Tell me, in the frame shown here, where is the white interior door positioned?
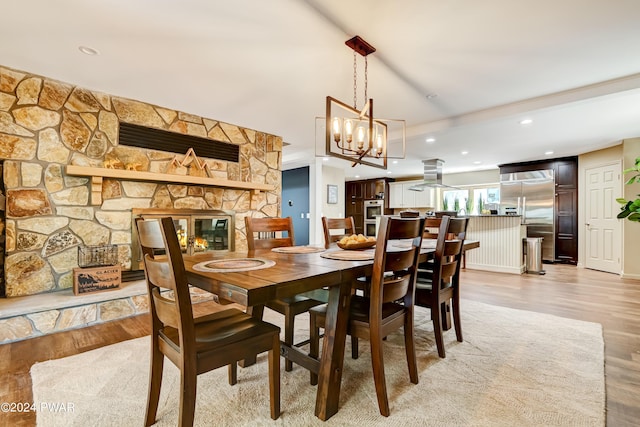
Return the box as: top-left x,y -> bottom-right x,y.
585,162 -> 621,273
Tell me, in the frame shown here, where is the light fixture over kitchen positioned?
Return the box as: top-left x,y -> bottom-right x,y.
321,35 -> 405,170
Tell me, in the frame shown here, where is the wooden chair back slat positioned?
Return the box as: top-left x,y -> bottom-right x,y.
137,220 -> 167,253
381,273 -> 411,303
144,256 -> 176,290
383,250 -> 417,272
151,289 -> 181,329
442,239 -> 463,257
423,217 -> 442,239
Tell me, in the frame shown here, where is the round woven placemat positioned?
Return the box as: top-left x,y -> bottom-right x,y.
271,246 -> 326,254
192,258 -> 275,273
320,250 -> 375,261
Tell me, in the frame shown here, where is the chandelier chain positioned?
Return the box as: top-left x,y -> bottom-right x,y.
364,56 -> 368,102
353,51 -> 357,109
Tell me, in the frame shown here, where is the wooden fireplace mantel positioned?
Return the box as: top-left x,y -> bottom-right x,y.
65,165 -> 275,208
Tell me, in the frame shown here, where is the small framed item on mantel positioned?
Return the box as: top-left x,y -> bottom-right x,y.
327,184 -> 338,204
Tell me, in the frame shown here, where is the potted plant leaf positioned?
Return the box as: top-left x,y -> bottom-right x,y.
465,195 -> 473,216
617,156 -> 640,222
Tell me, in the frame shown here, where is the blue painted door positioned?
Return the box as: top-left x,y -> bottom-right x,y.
282,167 -> 310,245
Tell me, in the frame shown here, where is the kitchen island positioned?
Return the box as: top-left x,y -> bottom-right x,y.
464,215 -> 526,274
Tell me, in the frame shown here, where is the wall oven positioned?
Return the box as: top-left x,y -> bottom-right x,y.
364,200 -> 383,221
364,200 -> 383,237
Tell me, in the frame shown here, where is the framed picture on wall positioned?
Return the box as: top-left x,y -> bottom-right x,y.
327,184 -> 338,204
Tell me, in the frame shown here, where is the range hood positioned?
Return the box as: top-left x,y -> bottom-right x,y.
408,159 -> 456,191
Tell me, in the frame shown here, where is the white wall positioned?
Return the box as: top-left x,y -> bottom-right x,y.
442,169 -> 500,186
622,139 -> 640,279
309,161 -> 346,246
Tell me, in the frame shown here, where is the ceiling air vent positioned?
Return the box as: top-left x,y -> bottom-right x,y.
118,122 -> 240,163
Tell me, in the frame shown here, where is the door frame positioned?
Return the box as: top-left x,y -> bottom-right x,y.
583,160 -> 622,274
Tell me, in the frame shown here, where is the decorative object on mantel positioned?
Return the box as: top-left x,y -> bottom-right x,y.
166,147 -> 211,178
319,35 -> 405,169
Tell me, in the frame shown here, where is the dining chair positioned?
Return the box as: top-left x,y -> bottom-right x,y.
212,218 -> 227,250
136,217 -> 281,426
321,216 -> 356,248
423,216 -> 442,239
244,216 -> 325,371
415,216 -> 469,358
309,215 -> 425,417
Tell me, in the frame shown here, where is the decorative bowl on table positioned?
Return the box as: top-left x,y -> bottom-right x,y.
337,240 -> 376,250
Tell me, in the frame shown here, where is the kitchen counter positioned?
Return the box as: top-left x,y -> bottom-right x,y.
377,214 -> 526,274
464,215 -> 526,274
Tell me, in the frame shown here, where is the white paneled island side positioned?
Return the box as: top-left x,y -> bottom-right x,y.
464,215 -> 526,274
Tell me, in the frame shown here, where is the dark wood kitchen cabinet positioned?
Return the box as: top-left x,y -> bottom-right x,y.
499,156 -> 577,264
363,179 -> 386,199
554,158 -> 578,264
346,181 -> 364,234
345,179 -> 393,236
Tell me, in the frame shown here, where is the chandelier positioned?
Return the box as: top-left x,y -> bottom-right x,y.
322,35 -> 405,169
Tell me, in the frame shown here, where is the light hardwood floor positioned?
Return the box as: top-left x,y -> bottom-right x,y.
1,264 -> 638,426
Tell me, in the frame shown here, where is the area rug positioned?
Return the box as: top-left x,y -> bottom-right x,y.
31,300 -> 605,426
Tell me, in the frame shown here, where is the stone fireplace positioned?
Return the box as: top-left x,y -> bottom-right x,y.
0,64 -> 283,299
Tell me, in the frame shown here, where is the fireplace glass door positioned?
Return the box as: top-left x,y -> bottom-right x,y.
131,209 -> 235,271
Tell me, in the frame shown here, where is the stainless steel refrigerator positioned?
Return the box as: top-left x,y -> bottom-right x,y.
500,169 -> 555,262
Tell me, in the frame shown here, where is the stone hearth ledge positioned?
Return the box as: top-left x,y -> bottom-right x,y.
0,281 -> 216,344
0,280 -> 147,344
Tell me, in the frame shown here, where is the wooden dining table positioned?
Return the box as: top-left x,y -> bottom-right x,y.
183,239 -> 478,421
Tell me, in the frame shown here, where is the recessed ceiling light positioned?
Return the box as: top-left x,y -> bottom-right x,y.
461,151 -> 469,155
392,160 -> 398,164
473,161 -> 482,165
519,118 -> 533,125
545,151 -> 554,155
355,175 -> 360,178
78,46 -> 100,56
387,170 -> 392,174
322,157 -> 329,161
425,137 -> 436,143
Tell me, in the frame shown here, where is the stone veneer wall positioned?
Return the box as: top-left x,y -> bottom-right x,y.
0,162 -> 5,297
0,65 -> 282,298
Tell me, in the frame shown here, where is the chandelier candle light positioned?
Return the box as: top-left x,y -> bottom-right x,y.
324,35 -> 405,169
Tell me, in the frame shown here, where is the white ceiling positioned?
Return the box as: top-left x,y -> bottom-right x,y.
3,0 -> 640,180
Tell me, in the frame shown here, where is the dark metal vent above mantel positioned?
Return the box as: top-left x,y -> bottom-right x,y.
118,122 -> 239,162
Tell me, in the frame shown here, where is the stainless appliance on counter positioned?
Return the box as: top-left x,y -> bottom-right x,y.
500,169 -> 555,262
364,199 -> 384,237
